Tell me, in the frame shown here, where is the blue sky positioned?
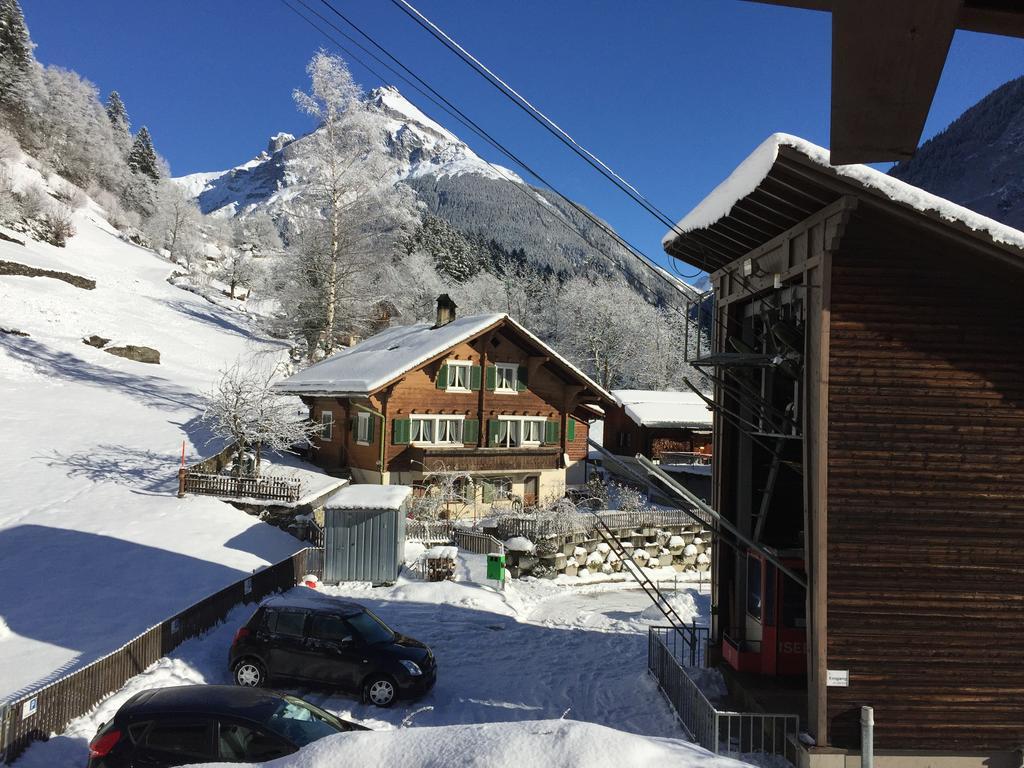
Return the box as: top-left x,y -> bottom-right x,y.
22,1 -> 1024,278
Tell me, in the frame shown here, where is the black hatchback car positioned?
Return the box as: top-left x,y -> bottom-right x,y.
229,594 -> 436,707
86,684 -> 362,767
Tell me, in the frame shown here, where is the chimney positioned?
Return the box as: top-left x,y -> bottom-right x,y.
434,294 -> 457,328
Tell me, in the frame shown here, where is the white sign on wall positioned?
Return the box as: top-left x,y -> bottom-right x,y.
826,669 -> 850,687
21,697 -> 37,720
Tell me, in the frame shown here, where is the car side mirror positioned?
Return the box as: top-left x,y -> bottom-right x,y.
339,635 -> 354,648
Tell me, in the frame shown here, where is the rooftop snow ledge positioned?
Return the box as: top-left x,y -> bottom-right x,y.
661,132 -> 1024,252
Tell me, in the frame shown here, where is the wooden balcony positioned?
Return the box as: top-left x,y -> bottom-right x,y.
402,445 -> 561,474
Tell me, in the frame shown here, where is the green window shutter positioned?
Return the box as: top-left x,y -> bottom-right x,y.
436,363 -> 448,390
485,365 -> 496,391
481,478 -> 494,503
567,418 -> 576,442
392,418 -> 410,445
545,419 -> 560,445
463,419 -> 479,445
516,365 -> 528,391
350,416 -> 358,436
366,415 -> 375,444
488,419 -> 500,446
470,365 -> 482,391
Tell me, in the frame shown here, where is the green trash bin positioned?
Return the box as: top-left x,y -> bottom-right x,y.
486,552 -> 506,581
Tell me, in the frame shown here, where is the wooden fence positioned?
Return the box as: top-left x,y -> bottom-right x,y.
405,519 -> 455,545
179,471 -> 301,503
0,548 -> 320,764
495,509 -> 710,540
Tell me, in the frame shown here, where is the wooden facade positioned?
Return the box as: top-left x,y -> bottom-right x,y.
603,403 -> 712,461
287,311 -> 609,507
664,142 -> 1024,763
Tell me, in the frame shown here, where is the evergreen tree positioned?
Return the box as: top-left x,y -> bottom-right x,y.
406,215 -> 480,282
127,125 -> 160,180
0,0 -> 34,128
105,90 -> 130,149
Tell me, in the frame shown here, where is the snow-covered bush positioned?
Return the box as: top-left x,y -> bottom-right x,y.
15,183 -> 47,220
0,129 -> 20,162
0,166 -> 18,225
42,204 -> 75,246
504,536 -> 535,554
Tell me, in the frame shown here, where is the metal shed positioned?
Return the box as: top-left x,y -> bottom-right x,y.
322,484 -> 412,585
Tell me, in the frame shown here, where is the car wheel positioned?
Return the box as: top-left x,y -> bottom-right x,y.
234,659 -> 266,688
364,675 -> 397,707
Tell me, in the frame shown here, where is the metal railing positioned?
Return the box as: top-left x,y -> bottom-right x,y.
453,528 -> 505,555
647,627 -> 799,763
495,509 -> 707,540
649,624 -> 710,668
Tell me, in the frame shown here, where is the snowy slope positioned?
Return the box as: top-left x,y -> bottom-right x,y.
0,158 -> 312,702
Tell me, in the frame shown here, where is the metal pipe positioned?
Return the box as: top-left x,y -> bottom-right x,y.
861,706 -> 874,768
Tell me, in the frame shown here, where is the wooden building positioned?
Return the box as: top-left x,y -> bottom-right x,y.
662,133 -> 1024,765
273,297 -> 611,509
604,389 -> 712,461
742,1 -> 1024,163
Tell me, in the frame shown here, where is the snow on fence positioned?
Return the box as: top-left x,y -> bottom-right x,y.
496,509 -> 706,540
647,627 -> 799,763
405,519 -> 455,545
180,471 -> 302,503
0,548 -> 321,764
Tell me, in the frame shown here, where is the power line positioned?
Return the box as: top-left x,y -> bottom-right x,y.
281,0 -> 704,291
386,0 -> 698,245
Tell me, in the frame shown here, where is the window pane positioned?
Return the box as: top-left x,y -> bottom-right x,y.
272,611 -> 306,637
508,420 -> 519,447
448,364 -> 467,389
145,722 -> 210,757
310,615 -> 351,642
746,556 -> 762,620
219,723 -> 288,761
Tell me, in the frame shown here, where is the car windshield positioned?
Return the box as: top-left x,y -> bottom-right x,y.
264,696 -> 346,747
346,610 -> 395,645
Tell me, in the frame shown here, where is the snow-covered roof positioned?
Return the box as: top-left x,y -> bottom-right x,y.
662,132 -> 1024,256
274,313 -> 612,402
325,484 -> 413,511
611,389 -> 712,429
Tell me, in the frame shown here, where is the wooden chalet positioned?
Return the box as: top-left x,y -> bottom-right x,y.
273,296 -> 611,509
662,134 -> 1024,765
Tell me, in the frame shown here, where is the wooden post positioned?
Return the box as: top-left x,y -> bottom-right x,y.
177,468 -> 187,498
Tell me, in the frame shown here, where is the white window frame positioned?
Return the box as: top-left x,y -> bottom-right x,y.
497,415 -> 546,447
356,411 -> 371,445
446,361 -> 472,392
320,411 -> 333,440
494,362 -> 518,394
410,414 -> 465,446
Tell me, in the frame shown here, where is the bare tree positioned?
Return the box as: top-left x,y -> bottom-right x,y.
201,360 -> 319,476
408,463 -> 477,522
215,247 -> 259,299
290,50 -> 417,357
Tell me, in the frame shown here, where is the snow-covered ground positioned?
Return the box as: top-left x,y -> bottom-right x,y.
0,159 -> 326,702
16,549 -> 731,768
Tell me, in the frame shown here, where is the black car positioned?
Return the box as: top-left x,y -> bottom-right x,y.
86,684 -> 363,767
229,594 -> 436,707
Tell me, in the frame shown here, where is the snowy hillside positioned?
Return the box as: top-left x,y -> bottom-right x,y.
891,76 -> 1024,230
0,155 -> 316,702
175,86 -> 695,306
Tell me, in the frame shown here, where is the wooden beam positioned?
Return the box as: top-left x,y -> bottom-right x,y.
829,0 -> 960,164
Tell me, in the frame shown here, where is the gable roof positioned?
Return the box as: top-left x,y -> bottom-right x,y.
662,133 -> 1024,273
273,312 -> 613,404
611,389 -> 712,430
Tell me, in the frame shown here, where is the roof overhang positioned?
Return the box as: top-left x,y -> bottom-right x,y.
662,135 -> 1024,274
743,1 -> 1024,164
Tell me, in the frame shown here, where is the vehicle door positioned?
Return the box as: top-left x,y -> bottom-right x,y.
216,719 -> 295,763
264,608 -> 311,682
304,613 -> 365,691
131,718 -> 215,767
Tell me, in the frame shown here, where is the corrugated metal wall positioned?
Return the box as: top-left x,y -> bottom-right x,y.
324,506 -> 406,585
825,208 -> 1024,751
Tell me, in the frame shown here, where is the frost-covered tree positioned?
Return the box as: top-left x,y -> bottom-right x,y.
231,213 -> 281,258
105,90 -> 130,151
288,50 -> 417,356
0,0 -> 35,132
144,180 -> 203,261
202,360 -> 319,476
404,215 -> 479,282
128,126 -> 160,180
215,247 -> 259,299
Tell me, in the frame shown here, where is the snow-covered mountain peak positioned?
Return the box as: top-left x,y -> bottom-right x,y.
267,132 -> 295,155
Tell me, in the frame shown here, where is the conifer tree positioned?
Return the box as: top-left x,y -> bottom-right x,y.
127,126 -> 160,180
0,0 -> 34,127
105,90 -> 131,149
